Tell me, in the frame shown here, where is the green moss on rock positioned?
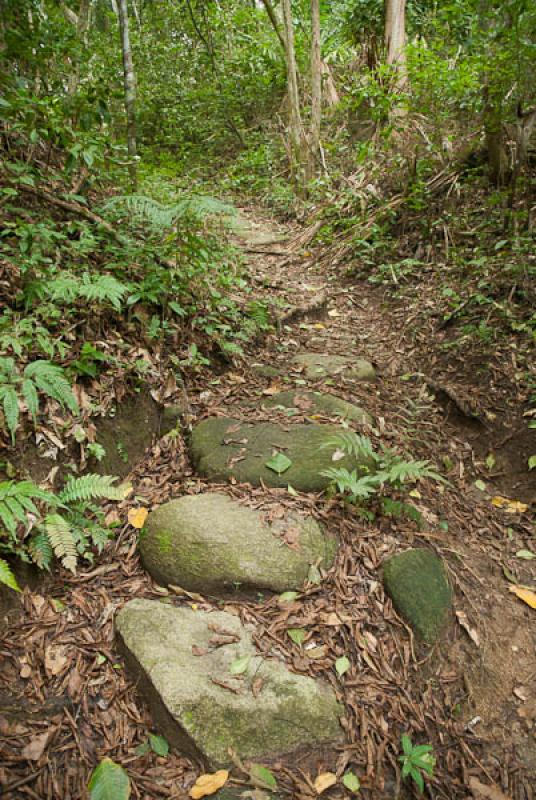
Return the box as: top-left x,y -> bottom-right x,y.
140,493 -> 337,593
115,600 -> 343,768
383,549 -> 452,643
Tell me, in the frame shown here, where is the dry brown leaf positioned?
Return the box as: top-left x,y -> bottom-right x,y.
128,507 -> 149,529
44,645 -> 68,677
189,769 -> 229,798
21,728 -> 56,761
468,777 -> 511,800
491,496 -> 528,513
509,585 -> 536,609
314,772 -> 337,794
262,384 -> 281,396
456,611 -> 480,646
19,663 -> 32,679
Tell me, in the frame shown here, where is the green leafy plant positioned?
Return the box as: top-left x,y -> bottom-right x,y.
399,734 -> 435,793
0,357 -> 79,443
0,474 -> 126,588
320,432 -> 443,515
103,193 -> 235,230
88,758 -> 131,800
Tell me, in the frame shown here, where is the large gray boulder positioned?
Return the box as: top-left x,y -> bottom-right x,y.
140,493 -> 337,594
190,417 -> 371,492
292,353 -> 376,382
263,390 -> 372,425
116,600 -> 343,768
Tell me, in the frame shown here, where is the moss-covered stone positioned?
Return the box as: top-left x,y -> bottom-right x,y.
140,493 -> 337,593
292,353 -> 376,383
383,549 -> 452,643
263,390 -> 372,425
116,600 -> 343,768
251,363 -> 281,379
190,417 -> 372,492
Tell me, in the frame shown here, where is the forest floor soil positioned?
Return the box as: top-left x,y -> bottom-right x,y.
0,207 -> 534,800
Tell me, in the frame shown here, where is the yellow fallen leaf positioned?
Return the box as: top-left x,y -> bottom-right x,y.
312,323 -> 326,330
128,507 -> 149,529
491,496 -> 528,513
189,770 -> 229,799
314,772 -> 337,794
509,585 -> 536,609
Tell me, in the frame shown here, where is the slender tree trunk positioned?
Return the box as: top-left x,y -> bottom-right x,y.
67,0 -> 91,95
281,0 -> 305,186
260,0 -> 286,51
117,0 -> 137,189
309,0 -> 321,176
385,0 -> 406,89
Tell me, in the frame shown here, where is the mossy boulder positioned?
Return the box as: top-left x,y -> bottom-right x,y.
116,600 -> 343,768
251,363 -> 281,379
140,493 -> 337,594
190,417 -> 370,492
383,549 -> 452,643
292,353 -> 376,383
263,390 -> 372,425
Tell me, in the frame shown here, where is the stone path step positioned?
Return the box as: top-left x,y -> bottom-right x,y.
140,492 -> 337,594
190,417 -> 372,492
116,600 -> 343,768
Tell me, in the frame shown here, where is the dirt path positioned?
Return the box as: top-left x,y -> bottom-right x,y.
1,208 -> 535,800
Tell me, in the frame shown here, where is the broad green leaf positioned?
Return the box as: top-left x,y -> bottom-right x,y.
528,455 -> 536,470
249,764 -> 278,790
2,386 -> 19,443
229,655 -> 250,675
516,549 -> 536,560
149,733 -> 169,757
279,591 -> 299,602
134,742 -> 150,756
287,628 -> 306,646
265,452 -> 292,475
342,771 -> 361,793
88,758 -> 131,800
474,479 -> 487,492
0,558 -> 20,592
335,655 -> 350,677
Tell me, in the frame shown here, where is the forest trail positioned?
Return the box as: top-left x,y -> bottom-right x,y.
2,208 -> 535,800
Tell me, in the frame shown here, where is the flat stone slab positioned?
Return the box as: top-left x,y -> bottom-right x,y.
116,600 -> 343,768
263,390 -> 372,425
140,493 -> 337,594
383,548 -> 452,643
190,417 -> 368,492
292,353 -> 376,382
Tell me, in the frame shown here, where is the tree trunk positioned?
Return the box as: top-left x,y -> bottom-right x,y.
385,0 -> 406,89
117,0 -> 137,190
67,0 -> 92,95
281,0 -> 305,186
308,0 -> 322,177
260,0 -> 286,51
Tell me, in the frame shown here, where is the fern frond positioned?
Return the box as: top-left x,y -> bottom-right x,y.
44,513 -> 77,573
58,474 -> 124,504
24,361 -> 79,414
22,378 -> 39,421
0,558 -> 20,592
103,193 -> 236,229
0,384 -> 20,443
28,531 -> 53,570
79,274 -> 128,310
321,431 -> 377,462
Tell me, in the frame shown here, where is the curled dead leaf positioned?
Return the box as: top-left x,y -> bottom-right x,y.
44,645 -> 68,677
509,584 -> 536,609
491,496 -> 528,514
468,777 -> 511,800
189,770 -> 229,799
128,507 -> 149,529
21,728 -> 56,761
314,771 -> 337,794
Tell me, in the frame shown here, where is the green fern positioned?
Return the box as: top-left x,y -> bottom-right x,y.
0,480 -> 53,538
0,357 -> 79,443
0,474 -> 125,583
103,193 -> 236,230
321,431 -> 376,463
44,513 -> 78,573
58,474 -> 125,504
0,558 -> 20,591
43,272 -> 127,311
